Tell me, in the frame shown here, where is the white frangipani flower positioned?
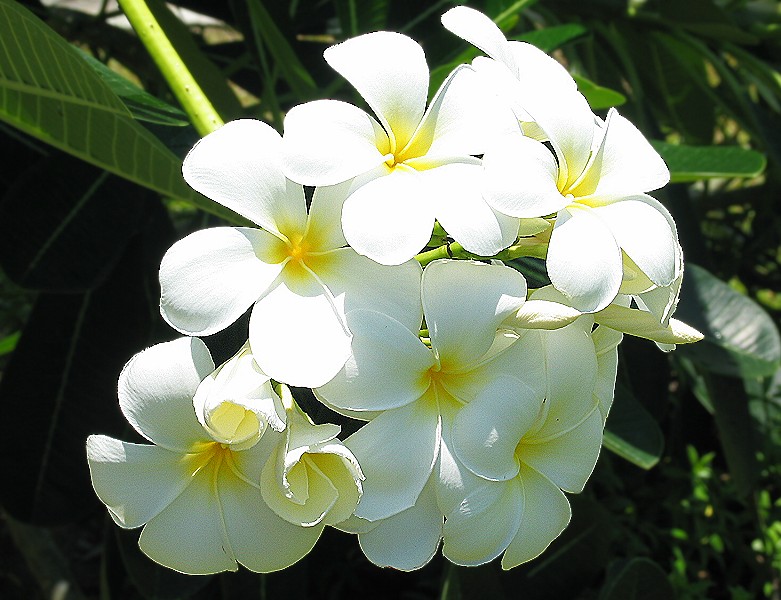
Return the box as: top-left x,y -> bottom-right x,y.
159,119 -> 422,388
316,259 -> 544,569
442,6 -> 680,314
86,338 -> 330,575
282,31 -> 519,265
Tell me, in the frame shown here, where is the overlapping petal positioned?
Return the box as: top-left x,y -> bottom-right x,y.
117,337 -> 213,452
159,227 -> 287,336
183,119 -> 307,236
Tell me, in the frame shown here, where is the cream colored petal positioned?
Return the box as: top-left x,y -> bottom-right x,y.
182,119 -> 307,236
594,304 -> 703,344
521,407 -> 603,493
358,477 -> 442,571
501,465 -> 571,569
219,464 -> 322,573
424,259 -> 527,371
160,227 -> 287,337
346,400 -> 441,521
138,461 -> 237,575
282,100 -> 389,186
86,436 -> 195,529
442,477 -> 524,566
324,31 -> 428,151
118,337 -> 213,452
316,309 -> 433,412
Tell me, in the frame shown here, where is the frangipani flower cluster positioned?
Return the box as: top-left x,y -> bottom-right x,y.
87,5 -> 703,576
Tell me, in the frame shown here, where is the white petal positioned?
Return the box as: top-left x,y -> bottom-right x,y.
341,169 -> 436,265
324,31 -> 428,151
453,376 -> 542,481
443,477 -> 524,566
424,162 -> 520,256
315,309 -> 433,412
118,337 -> 213,452
592,325 -> 622,421
521,407 -> 603,493
501,466 -> 571,569
574,109 -> 669,198
591,195 -> 679,287
409,65 -> 516,159
249,273 -> 351,388
505,299 -> 582,331
547,206 -> 623,312
183,119 -> 307,236
220,465 -> 322,572
346,400 -> 440,521
160,227 -> 286,336
282,100 -> 389,186
509,41 -> 578,94
312,248 -> 423,335
86,436 -> 193,529
138,462 -> 237,575
358,477 -> 442,571
423,260 -> 527,370
483,130 -> 566,218
441,6 -> 517,74
304,181 -> 350,250
435,409 -> 486,517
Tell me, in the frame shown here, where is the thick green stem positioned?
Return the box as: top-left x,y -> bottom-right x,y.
118,0 -> 223,136
415,238 -> 548,267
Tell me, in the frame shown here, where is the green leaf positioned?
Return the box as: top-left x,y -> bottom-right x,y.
599,558 -> 674,600
651,141 -> 766,182
246,0 -> 317,98
78,52 -> 189,126
514,23 -> 588,53
573,74 -> 626,109
676,264 -> 781,378
603,383 -> 664,469
0,155 -> 144,292
0,331 -> 19,356
0,0 -> 246,224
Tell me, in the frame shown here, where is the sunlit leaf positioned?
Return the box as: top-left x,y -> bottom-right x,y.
651,141 -> 766,181
573,74 -> 627,109
676,264 -> 781,378
515,23 -> 587,53
0,331 -> 19,356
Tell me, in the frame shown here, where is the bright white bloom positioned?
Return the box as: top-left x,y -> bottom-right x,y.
316,259 -> 541,569
159,119 -> 422,388
442,6 -> 680,314
86,338 -> 359,574
282,31 -> 519,265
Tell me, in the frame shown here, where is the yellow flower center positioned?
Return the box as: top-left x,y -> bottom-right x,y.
287,237 -> 311,264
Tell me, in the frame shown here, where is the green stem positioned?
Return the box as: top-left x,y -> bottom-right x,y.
415,238 -> 548,267
117,0 -> 223,136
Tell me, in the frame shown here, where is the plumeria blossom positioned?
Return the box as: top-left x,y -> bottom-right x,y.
86,337 -> 339,574
317,259 -> 549,569
282,31 -> 519,265
442,6 -> 679,314
159,119 -> 422,388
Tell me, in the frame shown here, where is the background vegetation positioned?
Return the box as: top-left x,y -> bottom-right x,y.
1,0 -> 780,598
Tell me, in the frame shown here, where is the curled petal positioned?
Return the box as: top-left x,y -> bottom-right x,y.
501,466 -> 571,569
595,304 -> 703,345
160,227 -> 286,337
183,119 -> 307,236
547,205 -> 623,313
453,375 -> 543,481
118,337 -> 213,452
282,100 -> 389,186
504,299 -> 582,331
324,31 -> 428,150
304,182 -> 350,250
441,6 -> 517,73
